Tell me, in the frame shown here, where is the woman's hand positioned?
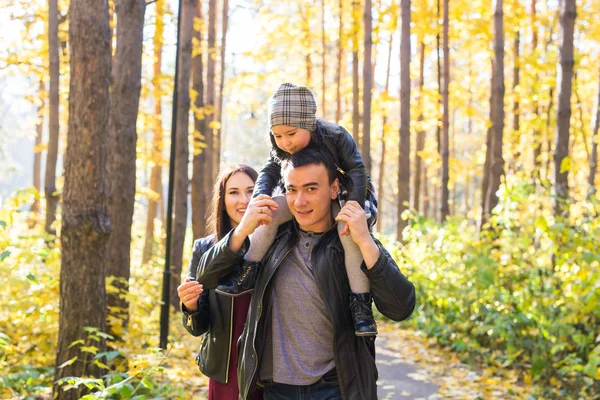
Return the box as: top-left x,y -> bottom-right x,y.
229,195 -> 279,252
177,278 -> 204,312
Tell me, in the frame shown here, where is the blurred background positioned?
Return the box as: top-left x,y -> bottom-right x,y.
0,0 -> 598,398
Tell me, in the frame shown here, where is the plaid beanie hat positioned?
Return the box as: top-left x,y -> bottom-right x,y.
268,83 -> 317,131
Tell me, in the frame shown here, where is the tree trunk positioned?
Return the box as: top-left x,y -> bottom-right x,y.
362,0 -> 372,174
321,0 -> 326,119
553,0 -> 576,218
170,0 -> 196,308
45,0 -> 60,234
480,59 -> 495,229
440,0 -> 450,221
376,34 -> 393,235
192,0 -> 207,239
589,75 -> 600,198
532,0 -> 542,178
485,0 -> 506,222
511,29 -> 520,173
414,41 -> 425,213
32,80 -> 45,215
433,0 -> 442,223
143,0 -> 166,265
203,0 -> 216,226
215,0 -> 229,174
397,0 -> 410,242
53,0 -> 111,397
335,0 -> 343,123
351,0 -> 360,144
105,0 -> 146,336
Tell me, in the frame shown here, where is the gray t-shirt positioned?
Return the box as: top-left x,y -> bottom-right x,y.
260,230 -> 335,385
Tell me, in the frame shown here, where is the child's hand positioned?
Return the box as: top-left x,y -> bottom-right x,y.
335,201 -> 371,247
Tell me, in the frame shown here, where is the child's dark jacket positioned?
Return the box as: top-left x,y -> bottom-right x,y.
254,120 -> 369,208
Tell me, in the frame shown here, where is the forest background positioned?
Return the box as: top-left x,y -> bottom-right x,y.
0,0 -> 599,398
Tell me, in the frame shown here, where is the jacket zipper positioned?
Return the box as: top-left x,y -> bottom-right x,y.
224,297 -> 234,384
244,245 -> 294,400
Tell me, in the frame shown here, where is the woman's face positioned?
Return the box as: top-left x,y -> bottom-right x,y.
224,171 -> 255,227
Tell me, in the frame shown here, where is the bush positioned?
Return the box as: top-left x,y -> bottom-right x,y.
393,180 -> 600,398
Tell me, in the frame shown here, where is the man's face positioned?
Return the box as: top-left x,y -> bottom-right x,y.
284,163 -> 339,232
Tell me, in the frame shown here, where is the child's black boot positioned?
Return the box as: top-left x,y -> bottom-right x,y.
349,292 -> 378,336
214,261 -> 259,297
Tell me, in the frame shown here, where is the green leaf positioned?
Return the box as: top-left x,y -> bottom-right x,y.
0,250 -> 10,262
119,383 -> 135,398
531,355 -> 546,377
26,273 -> 39,284
559,156 -> 571,173
0,220 -> 6,228
95,350 -> 122,361
93,359 -> 109,370
141,376 -> 154,389
80,345 -> 99,354
68,339 -> 85,348
476,266 -> 494,288
57,356 -> 78,369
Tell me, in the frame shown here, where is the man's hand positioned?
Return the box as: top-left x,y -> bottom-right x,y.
177,278 -> 204,312
335,200 -> 380,269
229,194 -> 279,252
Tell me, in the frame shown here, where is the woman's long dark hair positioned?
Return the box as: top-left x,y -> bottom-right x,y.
206,164 -> 258,241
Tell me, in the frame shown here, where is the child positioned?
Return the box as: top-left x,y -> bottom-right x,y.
217,83 -> 378,336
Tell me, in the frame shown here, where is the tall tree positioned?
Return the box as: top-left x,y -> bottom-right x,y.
531,0 -> 542,178
45,0 -> 60,233
553,0 -> 576,218
351,0 -> 360,143
192,0 -> 207,240
485,0 -> 506,221
397,0 -> 411,241
53,0 -> 111,397
511,28 -> 521,173
32,80 -> 45,215
377,33 -> 393,235
105,0 -> 146,336
413,41 -> 426,213
143,0 -> 166,265
170,0 -> 196,307
589,75 -> 600,198
440,0 -> 450,221
335,0 -> 343,123
202,0 -> 217,234
362,0 -> 372,173
480,60 -> 496,228
335,0 -> 344,123
215,0 -> 229,173
433,0 -> 442,222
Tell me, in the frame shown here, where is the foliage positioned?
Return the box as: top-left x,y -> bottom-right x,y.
0,190 -> 207,399
391,178 -> 600,398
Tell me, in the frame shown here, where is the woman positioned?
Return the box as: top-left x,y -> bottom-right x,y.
178,164 -> 262,400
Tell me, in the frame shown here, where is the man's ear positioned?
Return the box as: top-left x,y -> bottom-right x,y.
330,178 -> 339,200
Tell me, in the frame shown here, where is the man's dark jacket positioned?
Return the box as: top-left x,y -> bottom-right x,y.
196,221 -> 416,400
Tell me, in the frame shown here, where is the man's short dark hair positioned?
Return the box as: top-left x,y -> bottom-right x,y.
281,147 -> 337,184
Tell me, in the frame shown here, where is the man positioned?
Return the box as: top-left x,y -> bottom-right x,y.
197,148 -> 416,400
